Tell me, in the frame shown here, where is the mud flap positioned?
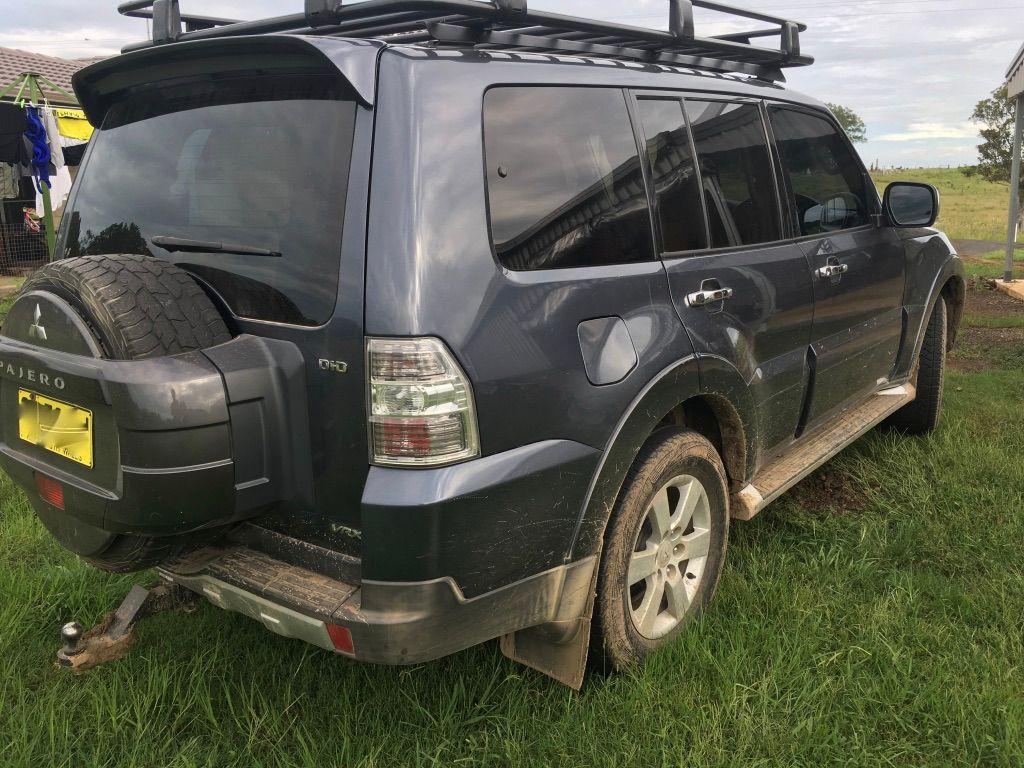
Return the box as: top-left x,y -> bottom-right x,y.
499,557 -> 598,690
500,616 -> 591,689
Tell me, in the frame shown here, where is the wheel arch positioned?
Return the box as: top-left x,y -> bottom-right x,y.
895,251 -> 967,379
657,394 -> 748,492
940,271 -> 966,350
566,354 -> 756,563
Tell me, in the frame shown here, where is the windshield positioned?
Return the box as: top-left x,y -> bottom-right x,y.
59,73 -> 357,326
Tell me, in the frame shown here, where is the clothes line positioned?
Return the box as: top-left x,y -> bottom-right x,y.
0,71 -> 92,258
0,99 -> 91,257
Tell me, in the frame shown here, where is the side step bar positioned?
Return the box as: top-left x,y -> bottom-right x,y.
731,383 -> 916,521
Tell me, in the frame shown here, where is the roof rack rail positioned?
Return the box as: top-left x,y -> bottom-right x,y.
116,0 -> 813,82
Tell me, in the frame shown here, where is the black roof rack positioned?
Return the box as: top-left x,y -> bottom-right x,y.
117,0 -> 813,82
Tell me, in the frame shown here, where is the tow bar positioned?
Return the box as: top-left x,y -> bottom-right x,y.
56,580 -> 198,672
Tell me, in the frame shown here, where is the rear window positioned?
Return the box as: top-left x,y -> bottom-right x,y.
635,97 -> 707,253
483,87 -> 654,271
59,73 -> 356,326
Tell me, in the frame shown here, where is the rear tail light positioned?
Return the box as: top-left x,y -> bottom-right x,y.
34,472 -> 64,509
367,337 -> 480,467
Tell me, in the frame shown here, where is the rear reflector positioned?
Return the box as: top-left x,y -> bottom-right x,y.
327,624 -> 355,655
34,472 -> 64,509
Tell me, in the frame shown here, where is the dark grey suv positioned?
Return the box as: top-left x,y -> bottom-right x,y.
0,0 -> 965,687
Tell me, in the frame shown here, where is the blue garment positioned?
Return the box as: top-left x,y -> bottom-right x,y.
25,106 -> 51,193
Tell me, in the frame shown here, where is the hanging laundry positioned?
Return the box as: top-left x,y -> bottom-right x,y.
62,142 -> 87,167
54,108 -> 93,142
24,106 -> 51,193
36,165 -> 73,212
62,143 -> 88,167
42,109 -> 64,169
0,163 -> 19,199
0,103 -> 30,165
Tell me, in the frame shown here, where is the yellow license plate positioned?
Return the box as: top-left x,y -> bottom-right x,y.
18,389 -> 93,468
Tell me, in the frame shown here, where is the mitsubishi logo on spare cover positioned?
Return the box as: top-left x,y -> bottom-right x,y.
28,304 -> 47,341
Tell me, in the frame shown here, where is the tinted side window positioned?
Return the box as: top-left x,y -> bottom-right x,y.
769,108 -> 870,236
685,101 -> 781,248
484,87 -> 653,270
636,98 -> 707,253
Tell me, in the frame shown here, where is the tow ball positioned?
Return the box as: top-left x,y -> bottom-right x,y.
56,581 -> 198,672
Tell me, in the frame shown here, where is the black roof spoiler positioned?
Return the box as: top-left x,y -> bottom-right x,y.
72,35 -> 383,125
117,0 -> 812,83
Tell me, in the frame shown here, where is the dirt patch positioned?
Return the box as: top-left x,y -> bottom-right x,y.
0,277 -> 22,298
788,466 -> 876,514
948,355 -> 991,373
947,280 -> 1024,370
964,279 -> 1024,316
950,325 -> 1024,371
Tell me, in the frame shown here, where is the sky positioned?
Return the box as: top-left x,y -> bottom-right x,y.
1,0 -> 1020,168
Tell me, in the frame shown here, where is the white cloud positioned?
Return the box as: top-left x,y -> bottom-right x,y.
0,28 -> 130,58
875,122 -> 981,142
0,0 -> 1019,167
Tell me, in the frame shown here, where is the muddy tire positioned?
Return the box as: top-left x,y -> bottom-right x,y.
591,428 -> 729,671
887,297 -> 947,435
16,254 -> 232,572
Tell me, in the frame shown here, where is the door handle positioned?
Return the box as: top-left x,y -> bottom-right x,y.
816,263 -> 849,279
686,286 -> 734,307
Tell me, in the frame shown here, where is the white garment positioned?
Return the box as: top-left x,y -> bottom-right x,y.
36,165 -> 73,212
42,108 -> 64,169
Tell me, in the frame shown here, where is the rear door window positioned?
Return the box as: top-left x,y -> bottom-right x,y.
60,73 -> 356,326
635,98 -> 708,253
483,87 -> 654,271
685,101 -> 782,248
769,107 -> 871,236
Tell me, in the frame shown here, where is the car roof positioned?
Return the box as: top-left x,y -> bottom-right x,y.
73,34 -> 825,127
380,41 -> 826,111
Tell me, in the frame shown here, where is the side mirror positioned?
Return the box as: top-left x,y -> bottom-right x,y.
883,182 -> 940,228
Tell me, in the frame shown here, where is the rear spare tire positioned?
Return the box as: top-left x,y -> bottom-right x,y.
10,254 -> 232,572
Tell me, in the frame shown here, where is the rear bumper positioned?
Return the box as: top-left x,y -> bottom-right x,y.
164,548 -> 595,664
164,437 -> 601,663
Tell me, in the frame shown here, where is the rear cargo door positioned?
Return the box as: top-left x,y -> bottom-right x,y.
58,64 -> 373,544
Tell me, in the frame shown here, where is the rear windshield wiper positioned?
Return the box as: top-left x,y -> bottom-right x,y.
150,235 -> 281,258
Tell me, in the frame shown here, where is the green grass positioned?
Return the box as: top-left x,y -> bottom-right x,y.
959,249 -> 1024,280
0,292 -> 19,318
6,365 -> 1023,766
871,167 -> 1022,243
963,312 -> 1024,328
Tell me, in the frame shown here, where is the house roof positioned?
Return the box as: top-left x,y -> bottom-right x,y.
1008,42 -> 1024,99
0,46 -> 107,107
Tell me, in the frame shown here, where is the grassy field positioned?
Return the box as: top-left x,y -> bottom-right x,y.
956,249 -> 1024,280
871,167 -> 1022,244
2,186 -> 1023,766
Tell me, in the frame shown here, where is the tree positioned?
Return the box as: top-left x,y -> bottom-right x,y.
965,85 -> 1022,188
826,103 -> 867,143
965,85 -> 1023,231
